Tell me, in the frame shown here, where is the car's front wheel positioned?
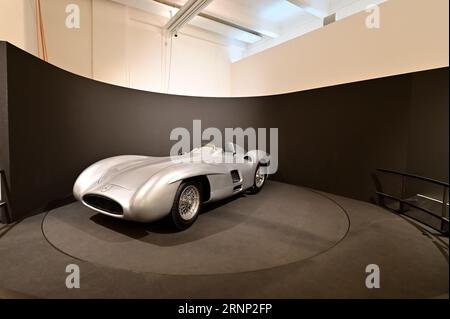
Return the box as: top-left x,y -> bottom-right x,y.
249,164 -> 267,194
170,181 -> 203,230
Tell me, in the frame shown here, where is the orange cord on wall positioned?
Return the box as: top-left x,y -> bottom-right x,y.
35,0 -> 48,61
34,0 -> 40,59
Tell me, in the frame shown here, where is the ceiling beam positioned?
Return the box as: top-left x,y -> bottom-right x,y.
154,0 -> 273,38
163,0 -> 214,35
110,0 -> 268,43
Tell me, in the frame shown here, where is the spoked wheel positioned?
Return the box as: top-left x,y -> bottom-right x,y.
249,164 -> 267,194
170,181 -> 203,230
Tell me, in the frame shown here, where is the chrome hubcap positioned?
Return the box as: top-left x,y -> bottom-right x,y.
179,185 -> 200,221
255,167 -> 265,188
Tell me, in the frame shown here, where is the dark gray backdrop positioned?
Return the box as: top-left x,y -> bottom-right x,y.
0,41 -> 448,222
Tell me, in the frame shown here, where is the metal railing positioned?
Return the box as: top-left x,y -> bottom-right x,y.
375,168 -> 449,234
0,169 -> 12,224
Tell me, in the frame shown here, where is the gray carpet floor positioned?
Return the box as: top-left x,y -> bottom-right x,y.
42,183 -> 349,275
0,181 -> 448,298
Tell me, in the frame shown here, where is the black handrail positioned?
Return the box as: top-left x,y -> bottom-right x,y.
377,168 -> 449,187
376,191 -> 448,221
0,169 -> 12,224
376,168 -> 448,234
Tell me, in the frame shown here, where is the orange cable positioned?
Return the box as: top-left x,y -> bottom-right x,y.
35,0 -> 48,61
34,0 -> 41,59
38,0 -> 48,61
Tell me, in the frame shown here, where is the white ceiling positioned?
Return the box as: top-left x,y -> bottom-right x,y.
111,0 -> 386,61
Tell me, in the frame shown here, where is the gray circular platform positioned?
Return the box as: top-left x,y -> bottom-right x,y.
42,181 -> 350,275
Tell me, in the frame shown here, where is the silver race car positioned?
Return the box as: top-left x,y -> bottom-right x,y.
73,143 -> 270,229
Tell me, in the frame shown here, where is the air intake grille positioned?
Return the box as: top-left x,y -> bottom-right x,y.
230,170 -> 241,183
83,195 -> 123,215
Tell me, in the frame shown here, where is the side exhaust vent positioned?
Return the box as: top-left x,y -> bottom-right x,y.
230,170 -> 241,184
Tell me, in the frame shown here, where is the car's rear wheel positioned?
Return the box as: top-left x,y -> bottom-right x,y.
249,164 -> 266,194
170,181 -> 203,230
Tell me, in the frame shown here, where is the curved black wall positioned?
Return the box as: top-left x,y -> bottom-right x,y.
0,41 -> 448,222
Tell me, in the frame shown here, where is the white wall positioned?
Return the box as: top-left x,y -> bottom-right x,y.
0,0 -> 232,96
92,0 -> 232,96
231,0 -> 450,96
41,0 -> 93,78
168,33 -> 231,96
126,16 -> 163,92
1,0 -> 448,98
92,0 -> 127,86
0,0 -> 37,56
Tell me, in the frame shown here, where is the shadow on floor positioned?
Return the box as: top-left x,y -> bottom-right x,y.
89,193 -> 248,246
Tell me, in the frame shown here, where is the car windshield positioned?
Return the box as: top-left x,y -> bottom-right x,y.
191,142 -> 221,153
190,142 -> 247,154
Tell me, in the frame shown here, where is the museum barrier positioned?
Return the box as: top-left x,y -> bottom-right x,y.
0,169 -> 12,224
376,168 -> 449,234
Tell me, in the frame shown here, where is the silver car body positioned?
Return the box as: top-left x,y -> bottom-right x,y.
73,144 -> 270,222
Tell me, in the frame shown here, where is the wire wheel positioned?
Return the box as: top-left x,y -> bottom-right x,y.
178,185 -> 200,221
255,166 -> 266,188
